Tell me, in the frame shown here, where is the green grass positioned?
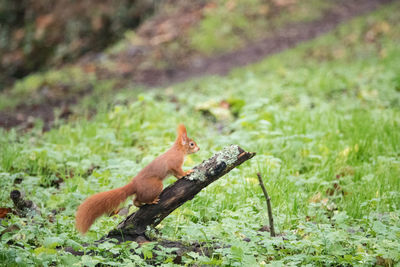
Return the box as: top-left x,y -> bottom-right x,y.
189,0 -> 332,54
0,67 -> 97,111
1,2 -> 400,266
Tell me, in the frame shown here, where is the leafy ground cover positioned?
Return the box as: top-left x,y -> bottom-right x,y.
1,2 -> 400,266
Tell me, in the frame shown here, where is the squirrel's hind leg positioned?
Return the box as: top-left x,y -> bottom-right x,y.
150,198 -> 160,204
135,178 -> 163,206
133,197 -> 144,207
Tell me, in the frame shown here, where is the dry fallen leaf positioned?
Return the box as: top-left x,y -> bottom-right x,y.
0,208 -> 12,218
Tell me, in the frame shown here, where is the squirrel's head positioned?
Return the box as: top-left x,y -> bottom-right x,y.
176,124 -> 200,154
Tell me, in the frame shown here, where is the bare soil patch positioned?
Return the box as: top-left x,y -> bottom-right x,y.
132,0 -> 394,86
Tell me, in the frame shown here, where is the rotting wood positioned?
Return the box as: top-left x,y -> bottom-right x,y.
10,190 -> 40,217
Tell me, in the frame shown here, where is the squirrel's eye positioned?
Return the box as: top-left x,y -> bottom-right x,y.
190,142 -> 194,147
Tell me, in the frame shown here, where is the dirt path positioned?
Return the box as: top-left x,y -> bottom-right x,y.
0,0 -> 395,130
136,0 -> 395,86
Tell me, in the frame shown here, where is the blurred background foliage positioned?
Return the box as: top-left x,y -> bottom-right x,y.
0,0 -> 157,88
0,0 -> 333,90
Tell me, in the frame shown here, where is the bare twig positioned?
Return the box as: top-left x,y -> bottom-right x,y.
256,173 -> 276,237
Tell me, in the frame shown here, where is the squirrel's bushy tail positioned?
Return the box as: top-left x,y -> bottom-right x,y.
75,182 -> 136,234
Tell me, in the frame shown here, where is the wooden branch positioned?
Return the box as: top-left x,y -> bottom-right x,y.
104,145 -> 255,242
256,173 -> 276,237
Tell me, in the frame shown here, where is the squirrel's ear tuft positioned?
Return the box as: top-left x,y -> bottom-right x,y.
177,124 -> 188,145
177,124 -> 187,134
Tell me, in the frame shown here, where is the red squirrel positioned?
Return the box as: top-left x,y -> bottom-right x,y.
75,124 -> 199,234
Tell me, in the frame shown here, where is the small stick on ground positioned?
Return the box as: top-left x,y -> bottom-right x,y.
257,173 -> 276,237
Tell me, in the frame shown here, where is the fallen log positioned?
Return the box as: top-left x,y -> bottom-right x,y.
103,145 -> 255,243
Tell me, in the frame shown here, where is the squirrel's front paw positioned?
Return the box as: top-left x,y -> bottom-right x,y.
176,169 -> 194,179
185,169 -> 194,176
